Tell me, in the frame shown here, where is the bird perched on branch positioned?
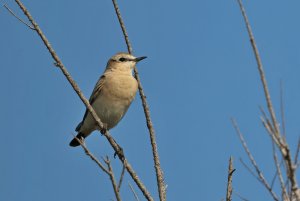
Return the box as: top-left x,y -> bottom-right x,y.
69,52 -> 147,147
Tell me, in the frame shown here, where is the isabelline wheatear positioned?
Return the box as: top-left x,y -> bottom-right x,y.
69,52 -> 147,147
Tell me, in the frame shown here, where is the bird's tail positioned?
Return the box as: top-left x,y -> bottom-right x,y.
69,132 -> 85,147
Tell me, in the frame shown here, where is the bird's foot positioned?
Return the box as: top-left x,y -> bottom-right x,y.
99,123 -> 108,135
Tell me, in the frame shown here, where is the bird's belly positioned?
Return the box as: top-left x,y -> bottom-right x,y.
92,92 -> 134,129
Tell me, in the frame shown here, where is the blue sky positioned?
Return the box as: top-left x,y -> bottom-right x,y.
1,1 -> 300,200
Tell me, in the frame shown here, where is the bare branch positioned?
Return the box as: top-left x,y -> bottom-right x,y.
13,1 -> 154,200
226,156 -> 235,201
111,0 -> 132,53
129,182 -> 141,201
237,1 -> 300,198
3,4 -> 35,30
111,0 -> 166,200
236,0 -> 280,137
232,118 -> 279,201
272,142 -> 289,201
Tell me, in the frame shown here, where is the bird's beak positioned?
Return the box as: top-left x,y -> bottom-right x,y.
134,56 -> 147,62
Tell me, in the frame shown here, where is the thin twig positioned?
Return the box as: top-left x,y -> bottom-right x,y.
294,137 -> 300,165
226,156 -> 235,201
270,170 -> 278,190
280,80 -> 286,140
240,158 -> 262,183
13,1 -> 154,200
232,118 -> 279,201
104,156 -> 122,201
261,117 -> 282,149
259,107 -> 284,149
129,182 -> 141,201
233,190 -> 250,201
117,164 -> 126,192
3,4 -> 35,30
259,106 -> 275,135
271,159 -> 284,189
111,0 -> 165,200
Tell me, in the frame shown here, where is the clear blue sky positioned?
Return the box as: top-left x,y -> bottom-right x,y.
1,1 -> 300,200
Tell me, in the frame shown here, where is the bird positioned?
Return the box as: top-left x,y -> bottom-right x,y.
69,52 -> 147,147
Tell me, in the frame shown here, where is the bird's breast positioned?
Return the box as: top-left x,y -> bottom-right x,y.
103,73 -> 138,101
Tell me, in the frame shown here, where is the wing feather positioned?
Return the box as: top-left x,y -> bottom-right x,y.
89,75 -> 106,104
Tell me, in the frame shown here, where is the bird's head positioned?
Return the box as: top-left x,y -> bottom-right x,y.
106,52 -> 147,72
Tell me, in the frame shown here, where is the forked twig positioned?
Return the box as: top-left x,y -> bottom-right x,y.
12,1 -> 154,200
74,137 -> 121,201
232,119 -> 279,201
259,106 -> 275,135
3,4 -> 35,30
111,0 -> 166,200
104,156 -> 122,201
261,117 -> 282,149
236,0 -> 300,199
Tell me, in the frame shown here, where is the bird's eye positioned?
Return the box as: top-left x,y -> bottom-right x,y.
119,57 -> 126,62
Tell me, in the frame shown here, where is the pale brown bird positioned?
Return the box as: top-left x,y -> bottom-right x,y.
70,52 -> 147,147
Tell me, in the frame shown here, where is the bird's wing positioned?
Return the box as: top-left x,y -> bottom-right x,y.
76,75 -> 106,132
89,74 -> 106,104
